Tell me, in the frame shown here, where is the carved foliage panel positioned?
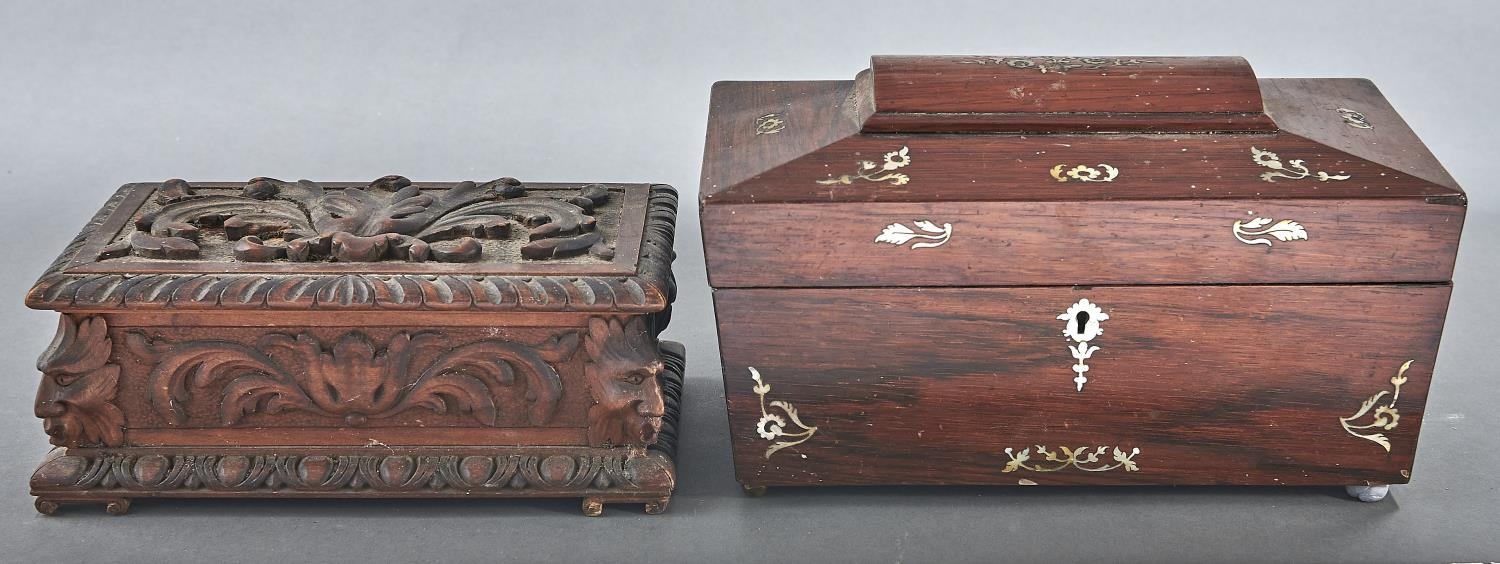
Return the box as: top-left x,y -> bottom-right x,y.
98,177 -> 623,264
36,315 -> 669,448
112,325 -> 594,429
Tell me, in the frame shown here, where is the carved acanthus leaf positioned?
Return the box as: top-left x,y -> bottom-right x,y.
128,329 -> 578,427
110,177 -> 617,263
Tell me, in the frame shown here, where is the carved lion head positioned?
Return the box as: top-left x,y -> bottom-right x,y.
583,317 -> 665,448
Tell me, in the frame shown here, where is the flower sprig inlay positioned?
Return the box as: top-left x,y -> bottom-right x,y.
1002,445 -> 1141,473
750,367 -> 818,459
875,220 -> 953,249
1251,147 -> 1351,183
817,146 -> 912,186
1339,360 -> 1413,452
1233,216 -> 1308,247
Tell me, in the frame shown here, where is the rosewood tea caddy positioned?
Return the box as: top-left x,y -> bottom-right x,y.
24,176 -> 683,516
699,56 -> 1464,501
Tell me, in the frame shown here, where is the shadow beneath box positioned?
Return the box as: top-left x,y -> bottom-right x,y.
719,483 -> 1402,512
38,495 -> 631,519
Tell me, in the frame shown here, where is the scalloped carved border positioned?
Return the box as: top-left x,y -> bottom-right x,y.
33,450 -> 671,494
31,341 -> 685,514
26,185 -> 678,312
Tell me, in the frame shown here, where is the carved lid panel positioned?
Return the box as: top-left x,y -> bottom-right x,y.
27,178 -> 678,312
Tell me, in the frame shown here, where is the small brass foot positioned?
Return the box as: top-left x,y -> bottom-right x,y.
644,496 -> 671,515
34,498 -> 60,516
581,497 -> 605,517
104,498 -> 131,515
742,484 -> 768,497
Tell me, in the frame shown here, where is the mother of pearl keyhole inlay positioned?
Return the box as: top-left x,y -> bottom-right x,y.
1058,299 -> 1108,391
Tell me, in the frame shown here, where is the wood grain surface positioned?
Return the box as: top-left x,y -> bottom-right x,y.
714,284 -> 1450,487
702,198 -> 1464,287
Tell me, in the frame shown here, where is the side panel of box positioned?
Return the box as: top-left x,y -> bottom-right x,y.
714,284 -> 1450,487
32,311 -> 673,450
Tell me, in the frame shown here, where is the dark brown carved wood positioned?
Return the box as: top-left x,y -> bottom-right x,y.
35,315 -> 125,448
25,180 -> 681,516
699,55 -> 1463,496
126,329 -> 580,427
584,316 -> 666,448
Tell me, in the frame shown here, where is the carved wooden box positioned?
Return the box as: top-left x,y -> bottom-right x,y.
24,176 -> 682,516
699,56 -> 1464,501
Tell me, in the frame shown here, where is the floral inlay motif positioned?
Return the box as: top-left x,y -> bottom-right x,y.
817,146 -> 912,186
1002,445 -> 1141,473
1251,147 -> 1351,183
1050,163 -> 1119,183
1339,360 -> 1413,452
959,56 -> 1155,74
100,176 -> 615,263
1233,216 -> 1308,247
1058,298 -> 1108,392
749,367 -> 818,459
875,220 -> 953,249
754,113 -> 786,135
1336,108 -> 1373,129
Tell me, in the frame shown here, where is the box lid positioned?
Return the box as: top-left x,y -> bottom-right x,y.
27,178 -> 677,312
698,55 -> 1465,288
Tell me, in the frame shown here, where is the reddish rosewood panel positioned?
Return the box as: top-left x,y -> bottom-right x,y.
868,56 -> 1267,115
714,284 -> 1450,487
702,198 -> 1464,288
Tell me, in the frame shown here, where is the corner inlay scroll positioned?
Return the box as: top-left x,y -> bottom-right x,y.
750,367 -> 818,459
1339,360 -> 1413,452
1002,445 -> 1141,473
875,220 -> 953,249
1251,147 -> 1351,183
817,146 -> 911,186
35,315 -> 125,447
1232,216 -> 1308,247
1059,299 -> 1108,392
126,329 -> 579,427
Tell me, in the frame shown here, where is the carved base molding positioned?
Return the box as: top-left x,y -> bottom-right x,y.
33,342 -> 685,517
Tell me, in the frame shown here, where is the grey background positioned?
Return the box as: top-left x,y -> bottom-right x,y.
1,1 -> 1496,562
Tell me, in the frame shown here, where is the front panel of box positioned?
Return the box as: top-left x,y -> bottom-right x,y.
714,284 -> 1449,487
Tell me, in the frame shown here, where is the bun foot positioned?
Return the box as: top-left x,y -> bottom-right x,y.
644,496 -> 671,515
1345,484 -> 1389,502
742,484 -> 768,497
104,498 -> 132,515
581,497 -> 605,517
34,498 -> 60,516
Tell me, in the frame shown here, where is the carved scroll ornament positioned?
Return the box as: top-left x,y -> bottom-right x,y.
101,176 -> 616,263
